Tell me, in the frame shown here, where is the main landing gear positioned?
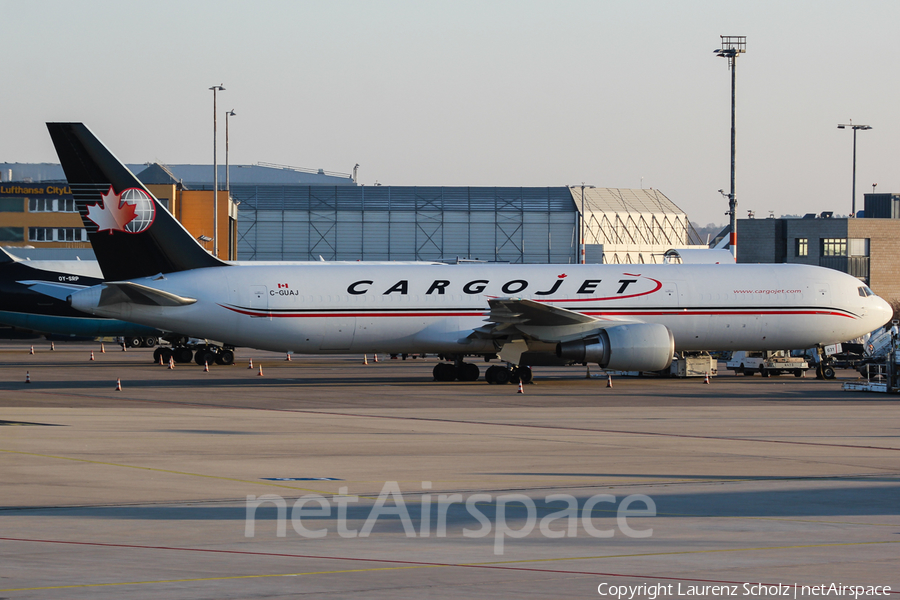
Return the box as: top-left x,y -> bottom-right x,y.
485,364 -> 533,385
432,355 -> 534,384
152,344 -> 236,366
433,361 -> 480,382
123,336 -> 158,348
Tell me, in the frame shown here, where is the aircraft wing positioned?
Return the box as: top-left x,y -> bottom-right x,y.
472,298 -> 632,344
18,280 -> 88,301
98,282 -> 197,307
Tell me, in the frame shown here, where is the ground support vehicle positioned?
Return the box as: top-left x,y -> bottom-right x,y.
726,350 -> 810,377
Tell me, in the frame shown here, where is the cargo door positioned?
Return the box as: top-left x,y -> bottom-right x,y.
249,285 -> 269,318
319,317 -> 356,351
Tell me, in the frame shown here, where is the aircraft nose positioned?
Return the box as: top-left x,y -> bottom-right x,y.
871,294 -> 894,328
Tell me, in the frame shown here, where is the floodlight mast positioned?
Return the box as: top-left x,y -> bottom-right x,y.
209,84 -> 225,258
837,121 -> 872,217
715,36 -> 745,259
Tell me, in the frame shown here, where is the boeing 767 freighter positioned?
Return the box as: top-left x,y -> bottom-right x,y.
47,123 -> 891,383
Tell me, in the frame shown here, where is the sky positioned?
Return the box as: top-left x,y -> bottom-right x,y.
2,0 -> 898,226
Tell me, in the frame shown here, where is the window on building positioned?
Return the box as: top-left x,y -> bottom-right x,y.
0,226 -> 24,242
29,197 -> 52,212
795,238 -> 808,257
848,238 -> 869,257
821,238 -> 847,257
28,227 -> 88,242
0,197 -> 25,212
27,197 -> 77,212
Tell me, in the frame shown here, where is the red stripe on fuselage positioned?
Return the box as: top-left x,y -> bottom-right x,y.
219,304 -> 856,320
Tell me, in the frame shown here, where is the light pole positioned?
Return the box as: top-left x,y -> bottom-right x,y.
209,84 -> 225,257
715,36 -> 745,259
837,121 -> 872,217
225,109 -> 236,194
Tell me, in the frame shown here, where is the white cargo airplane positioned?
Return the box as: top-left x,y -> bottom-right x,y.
49,123 -> 891,383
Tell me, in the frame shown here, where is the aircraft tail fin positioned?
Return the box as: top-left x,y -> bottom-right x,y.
46,122 -> 227,281
0,247 -> 19,264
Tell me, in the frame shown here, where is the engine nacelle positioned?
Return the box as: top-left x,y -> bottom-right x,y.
556,323 -> 674,372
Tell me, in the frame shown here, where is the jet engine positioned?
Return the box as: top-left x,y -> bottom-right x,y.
555,323 -> 674,372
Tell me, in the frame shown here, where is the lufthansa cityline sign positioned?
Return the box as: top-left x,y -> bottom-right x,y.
0,184 -> 72,197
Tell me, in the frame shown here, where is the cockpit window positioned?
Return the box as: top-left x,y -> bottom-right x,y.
858,286 -> 874,297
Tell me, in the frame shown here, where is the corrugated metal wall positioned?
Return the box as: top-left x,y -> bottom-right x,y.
235,186 -> 577,263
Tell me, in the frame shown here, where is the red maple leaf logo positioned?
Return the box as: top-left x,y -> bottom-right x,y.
85,186 -> 138,234
558,273 -> 567,278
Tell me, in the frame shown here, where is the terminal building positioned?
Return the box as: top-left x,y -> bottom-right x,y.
1,162 -> 705,264
737,194 -> 900,301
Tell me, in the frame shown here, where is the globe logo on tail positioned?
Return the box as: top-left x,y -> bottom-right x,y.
120,188 -> 156,233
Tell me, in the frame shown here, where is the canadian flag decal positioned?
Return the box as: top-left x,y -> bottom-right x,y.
277,283 -> 289,289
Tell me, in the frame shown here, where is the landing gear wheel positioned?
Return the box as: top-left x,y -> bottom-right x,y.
459,363 -> 480,382
493,367 -> 510,385
215,349 -> 235,365
174,347 -> 194,364
433,362 -> 457,382
156,347 -> 173,364
517,366 -> 533,384
142,337 -> 158,348
126,337 -> 142,348
822,365 -> 836,380
195,349 -> 215,366
485,365 -> 501,384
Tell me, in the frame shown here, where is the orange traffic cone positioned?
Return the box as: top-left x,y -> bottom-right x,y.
100,343 -> 106,353
115,378 -> 122,391
248,358 -> 253,369
90,351 -> 95,361
285,353 -> 292,362
29,345 -> 34,355
606,374 -> 613,388
516,381 -> 524,394
122,343 -> 126,352
204,360 -> 209,373
363,355 -> 368,365
374,353 -> 379,363
50,342 -> 55,351
159,354 -> 164,366
25,371 -> 31,384
168,356 -> 175,370
257,364 -> 264,376
704,372 -> 710,384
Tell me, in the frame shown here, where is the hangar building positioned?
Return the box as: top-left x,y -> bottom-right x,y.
1,162 -> 704,264
230,184 -> 702,264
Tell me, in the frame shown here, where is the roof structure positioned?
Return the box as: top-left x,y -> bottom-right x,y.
570,187 -> 705,264
0,162 -> 355,186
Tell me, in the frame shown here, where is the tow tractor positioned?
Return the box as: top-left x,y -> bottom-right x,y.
726,350 -> 810,377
